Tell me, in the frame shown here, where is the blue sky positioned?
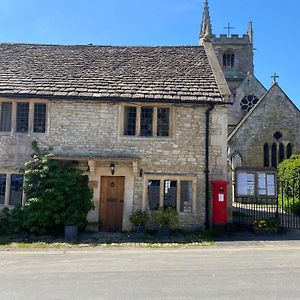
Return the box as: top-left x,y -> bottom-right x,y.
0,0 -> 299,109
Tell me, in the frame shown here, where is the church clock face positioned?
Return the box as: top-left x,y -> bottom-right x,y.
240,95 -> 259,114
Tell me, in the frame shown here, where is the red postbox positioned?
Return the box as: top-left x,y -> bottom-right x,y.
211,180 -> 228,225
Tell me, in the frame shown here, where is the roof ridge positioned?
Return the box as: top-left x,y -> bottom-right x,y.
0,42 -> 204,48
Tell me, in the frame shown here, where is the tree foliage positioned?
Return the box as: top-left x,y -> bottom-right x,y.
1,142 -> 94,235
278,154 -> 300,199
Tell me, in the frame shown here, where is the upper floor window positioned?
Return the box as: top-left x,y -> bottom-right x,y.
123,105 -> 171,137
0,101 -> 47,133
223,51 -> 235,68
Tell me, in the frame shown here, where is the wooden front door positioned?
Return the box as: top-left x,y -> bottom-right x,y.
100,176 -> 125,232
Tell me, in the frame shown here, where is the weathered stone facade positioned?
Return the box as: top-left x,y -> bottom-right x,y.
0,99 -> 228,231
228,84 -> 300,167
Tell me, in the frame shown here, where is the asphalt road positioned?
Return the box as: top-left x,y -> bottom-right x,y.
0,243 -> 300,300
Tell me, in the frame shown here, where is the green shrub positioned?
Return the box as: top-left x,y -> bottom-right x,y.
5,142 -> 94,235
278,154 -> 300,198
129,210 -> 149,226
152,208 -> 179,228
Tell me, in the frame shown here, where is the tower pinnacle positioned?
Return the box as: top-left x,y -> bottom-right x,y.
199,0 -> 213,45
247,21 -> 254,44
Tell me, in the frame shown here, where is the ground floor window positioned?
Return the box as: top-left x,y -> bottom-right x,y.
0,173 -> 24,207
145,176 -> 196,214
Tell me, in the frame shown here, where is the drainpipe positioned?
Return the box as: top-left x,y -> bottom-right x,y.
205,103 -> 215,231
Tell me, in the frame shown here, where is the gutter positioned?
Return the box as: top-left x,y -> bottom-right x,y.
205,103 -> 215,231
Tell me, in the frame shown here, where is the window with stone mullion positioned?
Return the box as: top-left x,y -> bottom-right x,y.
140,107 -> 153,137
0,102 -> 12,132
16,103 -> 29,133
157,108 -> 169,137
33,103 -> 46,133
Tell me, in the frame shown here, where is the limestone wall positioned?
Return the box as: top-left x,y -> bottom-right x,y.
0,98 -> 228,230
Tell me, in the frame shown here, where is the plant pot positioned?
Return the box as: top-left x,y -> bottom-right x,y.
135,225 -> 146,234
65,225 -> 79,239
157,225 -> 170,236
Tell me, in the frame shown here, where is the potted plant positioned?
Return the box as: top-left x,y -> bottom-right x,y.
129,210 -> 149,234
252,218 -> 279,234
152,207 -> 179,236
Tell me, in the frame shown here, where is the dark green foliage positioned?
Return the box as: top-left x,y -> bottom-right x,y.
152,208 -> 179,228
129,210 -> 149,226
2,142 -> 94,235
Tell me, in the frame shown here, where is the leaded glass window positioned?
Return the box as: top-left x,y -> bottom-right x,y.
124,107 -> 136,136
0,102 -> 12,132
140,107 -> 153,136
34,103 -> 46,133
164,180 -> 177,209
180,181 -> 192,213
271,143 -> 277,168
0,174 -> 6,205
10,174 -> 24,206
148,180 -> 160,210
16,103 -> 29,132
157,108 -> 169,137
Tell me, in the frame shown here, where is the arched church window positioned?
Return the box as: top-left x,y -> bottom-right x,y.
271,143 -> 277,168
240,95 -> 259,115
223,52 -> 234,68
263,143 -> 270,167
279,143 -> 285,163
287,143 -> 293,159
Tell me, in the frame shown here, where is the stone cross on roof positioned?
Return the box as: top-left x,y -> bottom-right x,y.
271,73 -> 279,83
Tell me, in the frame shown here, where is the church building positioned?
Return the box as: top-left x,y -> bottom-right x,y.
199,0 -> 299,202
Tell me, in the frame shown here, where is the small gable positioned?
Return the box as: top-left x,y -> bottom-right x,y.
228,83 -> 300,168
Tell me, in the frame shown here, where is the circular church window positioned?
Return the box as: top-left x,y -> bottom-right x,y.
240,95 -> 259,115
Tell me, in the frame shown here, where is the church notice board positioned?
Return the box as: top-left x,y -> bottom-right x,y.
235,167 -> 277,198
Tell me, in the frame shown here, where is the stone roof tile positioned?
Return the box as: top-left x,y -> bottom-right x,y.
0,44 -> 225,103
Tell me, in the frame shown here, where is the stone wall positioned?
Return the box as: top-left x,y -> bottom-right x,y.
0,98 -> 228,230
229,84 -> 300,167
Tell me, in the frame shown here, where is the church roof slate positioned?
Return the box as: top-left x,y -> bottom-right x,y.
0,43 -> 225,103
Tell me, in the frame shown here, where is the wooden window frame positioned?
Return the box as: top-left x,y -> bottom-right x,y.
119,103 -> 174,139
0,99 -> 48,134
142,174 -> 197,215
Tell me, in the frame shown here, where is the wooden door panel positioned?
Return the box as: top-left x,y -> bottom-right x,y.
100,176 -> 125,232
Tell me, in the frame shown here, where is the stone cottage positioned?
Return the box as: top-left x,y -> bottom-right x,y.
0,43 -> 231,231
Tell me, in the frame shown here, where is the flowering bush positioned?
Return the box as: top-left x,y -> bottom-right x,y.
253,218 -> 279,229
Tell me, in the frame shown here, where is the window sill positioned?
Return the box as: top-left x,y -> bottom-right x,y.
0,132 -> 47,135
119,135 -> 173,141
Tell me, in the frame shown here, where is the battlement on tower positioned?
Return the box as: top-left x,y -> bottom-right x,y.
212,34 -> 251,45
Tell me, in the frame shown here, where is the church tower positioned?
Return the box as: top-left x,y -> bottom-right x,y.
199,0 -> 265,130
